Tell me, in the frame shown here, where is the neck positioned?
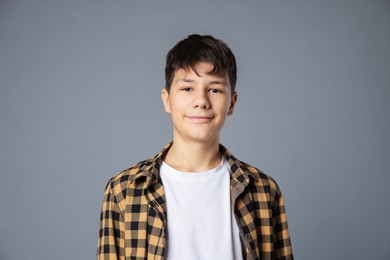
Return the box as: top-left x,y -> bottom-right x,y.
164,138 -> 221,173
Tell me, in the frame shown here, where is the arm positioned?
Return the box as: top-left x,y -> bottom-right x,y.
97,180 -> 125,260
271,184 -> 294,259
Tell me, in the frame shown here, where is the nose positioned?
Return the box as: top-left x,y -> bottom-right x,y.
193,90 -> 211,109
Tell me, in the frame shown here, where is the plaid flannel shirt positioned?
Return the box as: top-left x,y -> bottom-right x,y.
97,143 -> 293,260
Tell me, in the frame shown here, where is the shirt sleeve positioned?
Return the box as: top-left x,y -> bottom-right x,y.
97,180 -> 125,260
272,185 -> 294,259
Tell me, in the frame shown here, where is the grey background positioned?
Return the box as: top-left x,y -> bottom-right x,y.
1,0 -> 389,259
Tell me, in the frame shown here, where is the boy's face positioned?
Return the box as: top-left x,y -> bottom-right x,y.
161,62 -> 237,144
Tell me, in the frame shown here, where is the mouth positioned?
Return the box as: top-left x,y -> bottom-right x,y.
186,116 -> 214,123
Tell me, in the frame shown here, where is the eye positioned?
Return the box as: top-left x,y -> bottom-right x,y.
209,88 -> 222,93
180,87 -> 192,91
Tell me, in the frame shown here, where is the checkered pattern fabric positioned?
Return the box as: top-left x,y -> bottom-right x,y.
97,143 -> 293,259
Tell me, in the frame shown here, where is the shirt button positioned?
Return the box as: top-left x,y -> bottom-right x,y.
244,233 -> 251,240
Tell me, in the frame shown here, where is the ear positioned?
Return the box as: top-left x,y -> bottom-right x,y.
161,88 -> 171,113
227,91 -> 238,116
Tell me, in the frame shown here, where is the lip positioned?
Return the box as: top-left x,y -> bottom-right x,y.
186,116 -> 214,123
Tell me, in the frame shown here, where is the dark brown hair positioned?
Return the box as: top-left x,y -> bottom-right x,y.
165,34 -> 237,93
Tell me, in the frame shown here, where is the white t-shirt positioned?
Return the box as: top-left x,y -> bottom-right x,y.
160,157 -> 243,260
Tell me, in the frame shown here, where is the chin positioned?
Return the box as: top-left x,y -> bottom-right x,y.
188,133 -> 219,144
174,128 -> 220,143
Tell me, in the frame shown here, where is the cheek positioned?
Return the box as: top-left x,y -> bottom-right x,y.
170,97 -> 188,111
220,100 -> 232,114
167,103 -> 182,120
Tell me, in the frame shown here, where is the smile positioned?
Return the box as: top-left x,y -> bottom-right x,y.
186,116 -> 214,123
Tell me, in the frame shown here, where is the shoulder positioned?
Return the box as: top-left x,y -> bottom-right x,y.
229,155 -> 284,207
104,157 -> 157,199
237,160 -> 287,212
240,160 -> 281,192
103,142 -> 170,196
220,144 -> 282,193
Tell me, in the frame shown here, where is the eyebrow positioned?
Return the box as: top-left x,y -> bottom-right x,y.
209,80 -> 227,86
175,78 -> 195,84
175,78 -> 227,86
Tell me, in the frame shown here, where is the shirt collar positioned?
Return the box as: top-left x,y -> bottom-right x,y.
129,142 -> 256,186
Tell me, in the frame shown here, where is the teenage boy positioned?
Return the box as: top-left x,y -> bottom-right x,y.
97,34 -> 293,260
